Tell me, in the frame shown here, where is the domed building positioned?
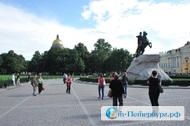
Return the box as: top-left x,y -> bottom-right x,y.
51,34 -> 63,48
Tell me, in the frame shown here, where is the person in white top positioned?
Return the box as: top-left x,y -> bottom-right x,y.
12,73 -> 15,86
63,73 -> 67,84
38,73 -> 44,94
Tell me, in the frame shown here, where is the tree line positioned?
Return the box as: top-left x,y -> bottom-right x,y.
0,39 -> 134,75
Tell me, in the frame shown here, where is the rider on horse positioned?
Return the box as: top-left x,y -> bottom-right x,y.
142,31 -> 148,45
136,32 -> 143,47
135,31 -> 152,57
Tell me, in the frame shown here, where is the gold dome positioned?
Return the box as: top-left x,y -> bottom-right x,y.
52,35 -> 63,48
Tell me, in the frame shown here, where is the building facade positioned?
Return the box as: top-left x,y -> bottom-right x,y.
159,41 -> 190,75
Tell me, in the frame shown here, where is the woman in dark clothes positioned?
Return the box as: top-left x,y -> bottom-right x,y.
147,70 -> 160,106
109,73 -> 124,106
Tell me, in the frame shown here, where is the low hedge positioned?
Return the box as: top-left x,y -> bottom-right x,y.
79,77 -> 99,83
0,78 -> 29,88
0,76 -> 63,88
79,77 -> 190,86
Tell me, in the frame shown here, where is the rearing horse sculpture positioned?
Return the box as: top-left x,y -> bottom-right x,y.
135,31 -> 152,58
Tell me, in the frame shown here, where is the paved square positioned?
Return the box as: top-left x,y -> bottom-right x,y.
0,79 -> 189,126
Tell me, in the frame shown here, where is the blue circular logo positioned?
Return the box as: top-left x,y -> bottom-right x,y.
106,107 -> 117,119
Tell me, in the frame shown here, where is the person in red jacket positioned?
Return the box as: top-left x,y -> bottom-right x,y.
66,75 -> 72,94
98,74 -> 106,99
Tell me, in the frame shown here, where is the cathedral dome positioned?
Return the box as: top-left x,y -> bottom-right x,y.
51,35 -> 63,48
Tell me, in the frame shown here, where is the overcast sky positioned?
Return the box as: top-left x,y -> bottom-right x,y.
0,0 -> 190,60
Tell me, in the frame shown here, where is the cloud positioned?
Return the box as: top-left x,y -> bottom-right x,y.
0,3 -> 103,60
81,0 -> 190,54
1,0 -> 190,60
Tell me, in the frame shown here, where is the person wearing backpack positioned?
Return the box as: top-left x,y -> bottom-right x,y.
98,74 -> 105,99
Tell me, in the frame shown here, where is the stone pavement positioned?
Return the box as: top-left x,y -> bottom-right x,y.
0,79 -> 189,126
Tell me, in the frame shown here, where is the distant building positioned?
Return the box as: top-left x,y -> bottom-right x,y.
159,41 -> 190,75
51,34 -> 63,49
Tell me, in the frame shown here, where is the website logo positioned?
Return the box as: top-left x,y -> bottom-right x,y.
101,106 -> 185,121
106,107 -> 117,119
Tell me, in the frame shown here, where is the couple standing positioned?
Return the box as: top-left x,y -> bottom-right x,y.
98,72 -> 128,104
31,73 -> 44,96
109,72 -> 128,106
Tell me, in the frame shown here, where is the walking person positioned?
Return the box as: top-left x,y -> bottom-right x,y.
38,73 -> 44,94
31,74 -> 38,96
63,73 -> 67,84
147,70 -> 160,106
12,73 -> 15,86
16,73 -> 20,86
109,73 -> 124,106
157,73 -> 162,84
66,75 -> 72,94
122,72 -> 128,98
28,73 -> 31,82
98,74 -> 105,99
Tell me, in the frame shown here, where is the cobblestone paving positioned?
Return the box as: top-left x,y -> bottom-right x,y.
0,79 -> 189,126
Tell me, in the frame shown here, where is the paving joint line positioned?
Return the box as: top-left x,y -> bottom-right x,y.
127,96 -> 150,106
0,96 -> 31,120
72,85 -> 97,126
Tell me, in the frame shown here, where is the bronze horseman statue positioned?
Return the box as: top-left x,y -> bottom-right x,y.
135,31 -> 152,57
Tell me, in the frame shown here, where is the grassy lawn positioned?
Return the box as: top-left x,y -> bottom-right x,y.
0,75 -> 15,81
172,78 -> 190,80
0,75 -> 64,81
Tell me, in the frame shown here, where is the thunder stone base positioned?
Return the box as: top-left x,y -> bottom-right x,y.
127,54 -> 172,80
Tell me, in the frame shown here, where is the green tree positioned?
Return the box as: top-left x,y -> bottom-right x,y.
89,39 -> 112,72
40,51 -> 49,73
28,51 -> 43,73
16,55 -> 27,72
94,39 -> 112,61
0,55 -> 6,74
65,49 -> 85,73
0,55 -> 3,66
43,48 -> 64,74
0,50 -> 26,74
85,53 -> 99,73
104,48 -> 133,72
74,43 -> 89,60
74,42 -> 89,72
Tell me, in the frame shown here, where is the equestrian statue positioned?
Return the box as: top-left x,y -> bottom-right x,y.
135,31 -> 152,57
